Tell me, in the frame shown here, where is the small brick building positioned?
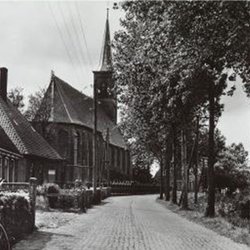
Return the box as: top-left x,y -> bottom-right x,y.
33,13 -> 131,185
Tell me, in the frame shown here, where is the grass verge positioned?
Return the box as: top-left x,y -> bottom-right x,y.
157,196 -> 250,247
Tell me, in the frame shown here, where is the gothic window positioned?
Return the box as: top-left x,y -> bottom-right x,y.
82,132 -> 86,165
127,152 -> 130,175
117,148 -> 120,169
74,132 -> 81,165
111,146 -> 114,168
58,129 -> 69,159
88,134 -> 93,166
122,150 -> 125,172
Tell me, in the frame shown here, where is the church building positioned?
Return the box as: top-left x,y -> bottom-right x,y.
32,12 -> 131,185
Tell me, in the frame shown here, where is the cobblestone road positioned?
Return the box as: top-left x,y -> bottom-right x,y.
14,195 -> 249,250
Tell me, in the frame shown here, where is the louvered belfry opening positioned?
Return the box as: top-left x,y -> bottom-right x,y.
0,67 -> 8,102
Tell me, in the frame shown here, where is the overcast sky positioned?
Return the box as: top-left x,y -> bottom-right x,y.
1,1 -> 250,155
0,1 -> 122,97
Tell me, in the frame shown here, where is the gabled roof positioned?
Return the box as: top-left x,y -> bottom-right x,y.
0,96 -> 62,160
35,75 -> 126,149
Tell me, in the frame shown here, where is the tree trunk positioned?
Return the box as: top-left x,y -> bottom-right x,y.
159,158 -> 164,199
164,141 -> 171,201
172,126 -> 177,204
181,129 -> 188,209
194,117 -> 200,204
206,80 -> 215,217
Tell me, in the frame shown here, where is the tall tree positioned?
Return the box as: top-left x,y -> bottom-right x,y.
114,0 -> 250,216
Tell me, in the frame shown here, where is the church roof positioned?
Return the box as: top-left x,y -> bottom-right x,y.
99,9 -> 112,72
34,75 -> 127,149
0,96 -> 62,160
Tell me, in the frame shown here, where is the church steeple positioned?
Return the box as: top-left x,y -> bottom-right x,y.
93,8 -> 117,124
99,8 -> 112,72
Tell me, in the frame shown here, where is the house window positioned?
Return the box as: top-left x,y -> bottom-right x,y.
4,157 -> 9,182
9,160 -> 14,182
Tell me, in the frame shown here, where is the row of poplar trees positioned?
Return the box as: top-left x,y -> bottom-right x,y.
113,1 -> 250,217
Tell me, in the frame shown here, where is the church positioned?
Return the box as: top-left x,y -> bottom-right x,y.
32,12 -> 131,185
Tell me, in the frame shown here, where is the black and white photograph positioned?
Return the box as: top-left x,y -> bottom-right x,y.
0,0 -> 250,249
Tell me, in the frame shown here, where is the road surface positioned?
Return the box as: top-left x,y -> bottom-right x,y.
14,195 -> 249,250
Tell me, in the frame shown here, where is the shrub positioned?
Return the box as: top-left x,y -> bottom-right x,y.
239,200 -> 250,219
46,183 -> 60,194
0,193 -> 32,244
36,183 -> 60,196
217,190 -> 250,221
59,187 -> 86,211
45,184 -> 60,209
58,194 -> 76,210
215,169 -> 248,194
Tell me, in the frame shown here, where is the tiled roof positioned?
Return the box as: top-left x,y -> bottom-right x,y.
0,127 -> 20,155
0,96 -> 62,160
35,76 -> 126,149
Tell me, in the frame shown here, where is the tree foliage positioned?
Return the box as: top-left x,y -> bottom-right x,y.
215,143 -> 249,193
24,87 -> 47,121
8,87 -> 25,112
113,0 -> 250,216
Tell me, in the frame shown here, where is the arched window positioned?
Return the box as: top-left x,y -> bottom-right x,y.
117,148 -> 120,170
88,134 -> 93,166
74,132 -> 81,165
82,132 -> 86,165
111,146 -> 114,168
58,129 -> 69,159
122,150 -> 125,172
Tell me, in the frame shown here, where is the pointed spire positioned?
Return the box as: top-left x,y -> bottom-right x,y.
99,8 -> 112,71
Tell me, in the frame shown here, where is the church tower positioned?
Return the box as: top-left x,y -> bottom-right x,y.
93,9 -> 117,124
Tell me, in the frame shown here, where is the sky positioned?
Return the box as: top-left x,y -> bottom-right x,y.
0,1 -> 122,98
1,1 -> 250,160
